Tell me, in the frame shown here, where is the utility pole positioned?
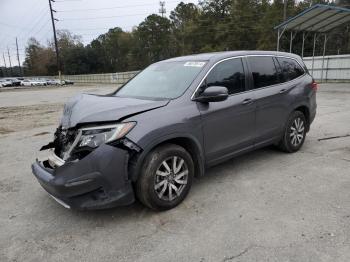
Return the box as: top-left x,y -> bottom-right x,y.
283,0 -> 288,21
48,0 -> 61,80
7,47 -> 13,76
15,38 -> 22,76
2,53 -> 7,77
159,1 -> 166,17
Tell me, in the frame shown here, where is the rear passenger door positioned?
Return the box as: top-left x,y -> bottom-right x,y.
246,56 -> 291,146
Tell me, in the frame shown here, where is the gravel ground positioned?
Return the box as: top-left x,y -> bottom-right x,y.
0,83 -> 349,262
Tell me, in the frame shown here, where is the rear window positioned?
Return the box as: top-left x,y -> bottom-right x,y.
247,56 -> 279,89
276,57 -> 304,82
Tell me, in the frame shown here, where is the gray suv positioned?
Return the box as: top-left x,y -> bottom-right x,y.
32,51 -> 317,211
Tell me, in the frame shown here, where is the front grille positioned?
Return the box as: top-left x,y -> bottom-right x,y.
54,127 -> 78,159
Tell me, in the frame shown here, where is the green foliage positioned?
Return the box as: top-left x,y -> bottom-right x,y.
170,2 -> 200,55
22,0 -> 350,76
135,14 -> 174,67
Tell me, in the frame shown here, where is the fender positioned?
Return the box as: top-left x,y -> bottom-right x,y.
286,101 -> 311,131
129,132 -> 206,181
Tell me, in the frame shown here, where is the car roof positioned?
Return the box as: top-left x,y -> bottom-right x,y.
163,51 -> 302,63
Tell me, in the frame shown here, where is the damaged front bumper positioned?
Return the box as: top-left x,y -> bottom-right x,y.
31,144 -> 135,210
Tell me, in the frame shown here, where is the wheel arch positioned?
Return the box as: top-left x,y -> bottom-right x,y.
129,134 -> 205,182
293,105 -> 310,132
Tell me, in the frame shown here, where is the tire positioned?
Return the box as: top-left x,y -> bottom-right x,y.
279,111 -> 307,153
136,144 -> 194,211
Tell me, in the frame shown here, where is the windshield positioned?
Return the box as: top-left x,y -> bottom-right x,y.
115,61 -> 207,99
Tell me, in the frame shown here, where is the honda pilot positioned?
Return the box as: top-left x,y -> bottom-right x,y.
32,51 -> 317,211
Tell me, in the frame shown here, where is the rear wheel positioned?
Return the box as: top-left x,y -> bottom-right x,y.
279,111 -> 307,153
136,144 -> 194,211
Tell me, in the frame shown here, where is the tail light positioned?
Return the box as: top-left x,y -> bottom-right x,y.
311,80 -> 318,91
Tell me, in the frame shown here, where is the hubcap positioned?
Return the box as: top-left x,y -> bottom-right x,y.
290,117 -> 305,147
154,156 -> 189,202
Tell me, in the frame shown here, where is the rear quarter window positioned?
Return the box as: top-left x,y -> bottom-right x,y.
277,57 -> 305,82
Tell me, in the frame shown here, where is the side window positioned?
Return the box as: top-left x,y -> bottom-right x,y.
277,57 -> 304,82
204,58 -> 245,95
248,56 -> 279,88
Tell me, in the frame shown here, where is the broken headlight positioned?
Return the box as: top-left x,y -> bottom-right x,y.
78,122 -> 136,149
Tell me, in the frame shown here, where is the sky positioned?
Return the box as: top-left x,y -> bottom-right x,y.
0,0 -> 198,67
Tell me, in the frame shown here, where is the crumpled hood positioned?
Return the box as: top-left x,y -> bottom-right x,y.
60,93 -> 169,128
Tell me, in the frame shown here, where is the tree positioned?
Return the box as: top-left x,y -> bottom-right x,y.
257,0 -> 284,50
226,0 -> 260,50
336,0 -> 350,8
56,30 -> 86,74
170,2 -> 200,55
21,0 -> 350,75
23,38 -> 55,76
199,0 -> 232,17
134,14 -> 174,66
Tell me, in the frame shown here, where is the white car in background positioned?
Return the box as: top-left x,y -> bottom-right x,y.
46,79 -> 63,85
21,79 -> 47,86
37,79 -> 48,86
21,80 -> 34,86
0,79 -> 13,87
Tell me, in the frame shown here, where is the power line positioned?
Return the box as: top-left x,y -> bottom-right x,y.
0,21 -> 30,31
59,12 -> 151,21
38,27 -> 54,44
0,4 -> 48,47
55,0 -> 83,2
31,19 -> 52,38
64,25 -> 136,32
16,11 -> 50,42
57,1 -> 178,12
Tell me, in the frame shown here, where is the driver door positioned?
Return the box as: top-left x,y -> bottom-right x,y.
196,57 -> 256,165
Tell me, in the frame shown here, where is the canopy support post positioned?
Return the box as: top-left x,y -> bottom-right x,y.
321,34 -> 328,83
311,33 -> 317,77
289,31 -> 297,53
276,25 -> 287,51
301,32 -> 306,58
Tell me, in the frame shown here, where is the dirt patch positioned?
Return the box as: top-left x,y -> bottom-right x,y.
0,178 -> 22,194
0,103 -> 63,136
0,127 -> 14,135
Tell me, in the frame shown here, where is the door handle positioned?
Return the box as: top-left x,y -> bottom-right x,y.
242,98 -> 254,105
279,89 -> 287,94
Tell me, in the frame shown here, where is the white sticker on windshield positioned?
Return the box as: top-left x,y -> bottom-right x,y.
184,62 -> 206,67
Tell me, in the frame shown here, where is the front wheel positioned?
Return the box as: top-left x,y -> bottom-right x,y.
136,144 -> 194,211
279,111 -> 307,153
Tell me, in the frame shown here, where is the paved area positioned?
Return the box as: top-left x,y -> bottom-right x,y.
0,84 -> 349,262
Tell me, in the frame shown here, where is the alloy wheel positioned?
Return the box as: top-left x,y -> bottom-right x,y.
290,117 -> 305,147
154,156 -> 189,202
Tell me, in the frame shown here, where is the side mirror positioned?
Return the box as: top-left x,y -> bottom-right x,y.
193,86 -> 229,103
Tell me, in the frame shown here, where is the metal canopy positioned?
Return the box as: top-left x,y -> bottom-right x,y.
274,4 -> 350,83
275,4 -> 350,33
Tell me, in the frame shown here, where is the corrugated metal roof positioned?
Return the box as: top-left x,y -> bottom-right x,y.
274,4 -> 350,33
